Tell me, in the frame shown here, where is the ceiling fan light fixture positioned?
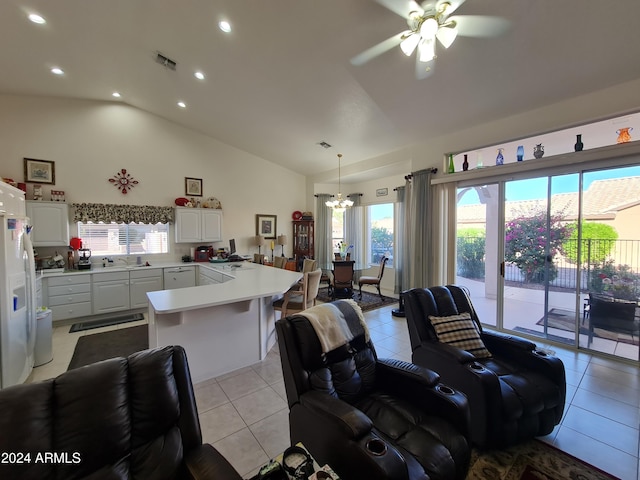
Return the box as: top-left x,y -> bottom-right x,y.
400,33 -> 420,56
436,22 -> 458,48
418,38 -> 436,63
419,17 -> 439,39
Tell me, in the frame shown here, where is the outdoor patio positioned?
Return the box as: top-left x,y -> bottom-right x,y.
457,277 -> 640,362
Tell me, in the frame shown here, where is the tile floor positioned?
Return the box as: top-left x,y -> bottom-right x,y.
28,304 -> 640,479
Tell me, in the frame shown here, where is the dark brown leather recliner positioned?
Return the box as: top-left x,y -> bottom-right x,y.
0,345 -> 242,480
404,286 -> 566,449
276,300 -> 471,480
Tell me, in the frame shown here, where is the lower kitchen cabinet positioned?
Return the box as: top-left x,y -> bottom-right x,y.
92,271 -> 130,314
46,274 -> 92,321
130,268 -> 163,308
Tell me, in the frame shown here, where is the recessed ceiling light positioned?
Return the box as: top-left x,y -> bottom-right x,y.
194,71 -> 205,80
51,67 -> 64,75
28,13 -> 46,24
177,101 -> 187,108
112,92 -> 121,98
218,20 -> 231,33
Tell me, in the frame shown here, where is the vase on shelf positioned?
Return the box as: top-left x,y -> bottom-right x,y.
574,134 -> 584,152
496,148 -> 504,166
616,127 -> 632,144
516,145 -> 524,161
462,154 -> 469,171
533,144 -> 544,159
476,150 -> 484,169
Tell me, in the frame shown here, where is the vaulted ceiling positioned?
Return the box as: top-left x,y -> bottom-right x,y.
2,0 -> 640,179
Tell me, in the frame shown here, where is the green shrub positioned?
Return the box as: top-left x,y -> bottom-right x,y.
564,222 -> 618,265
457,229 -> 486,279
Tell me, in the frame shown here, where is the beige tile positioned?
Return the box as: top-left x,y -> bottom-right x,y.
212,428 -> 269,477
218,370 -> 269,401
571,388 -> 640,426
562,405 -> 638,456
215,365 -> 254,383
194,379 -> 230,413
199,402 -> 246,444
579,372 -> 640,407
374,335 -> 411,355
270,380 -> 287,402
249,408 -> 290,458
233,386 -> 287,426
585,362 -> 640,391
554,426 -> 638,480
252,360 -> 284,385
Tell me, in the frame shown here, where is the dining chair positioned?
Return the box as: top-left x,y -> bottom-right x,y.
330,260 -> 355,300
358,255 -> 388,300
273,256 -> 287,268
302,258 -> 318,273
253,253 -> 265,264
273,268 -> 322,318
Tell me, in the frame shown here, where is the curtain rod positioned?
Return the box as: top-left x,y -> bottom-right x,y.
314,194 -> 334,198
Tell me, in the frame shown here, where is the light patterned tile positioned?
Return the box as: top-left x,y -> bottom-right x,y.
248,408 -> 290,458
194,379 -> 230,413
199,402 -> 246,444
232,386 -> 287,426
212,428 -> 269,478
218,370 -> 269,401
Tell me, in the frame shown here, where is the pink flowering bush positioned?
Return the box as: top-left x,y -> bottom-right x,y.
504,212 -> 573,283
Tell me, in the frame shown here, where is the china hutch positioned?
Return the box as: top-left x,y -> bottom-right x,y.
292,220 -> 314,270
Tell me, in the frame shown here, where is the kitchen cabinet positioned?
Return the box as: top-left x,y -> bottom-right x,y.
26,201 -> 70,246
292,220 -> 314,269
199,266 -> 232,285
46,274 -> 92,321
163,266 -> 196,289
175,207 -> 223,243
92,271 -> 130,314
130,268 -> 163,309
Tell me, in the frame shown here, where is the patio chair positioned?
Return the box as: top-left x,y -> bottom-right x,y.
587,293 -> 640,346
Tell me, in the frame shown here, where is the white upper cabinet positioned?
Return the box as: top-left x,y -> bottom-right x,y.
175,207 -> 222,243
26,201 -> 70,246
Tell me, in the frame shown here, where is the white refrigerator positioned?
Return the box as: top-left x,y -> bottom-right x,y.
0,181 -> 36,388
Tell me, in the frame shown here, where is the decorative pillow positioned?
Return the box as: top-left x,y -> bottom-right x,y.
428,312 -> 492,358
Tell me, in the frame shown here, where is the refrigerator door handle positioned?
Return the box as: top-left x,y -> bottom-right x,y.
23,232 -> 37,357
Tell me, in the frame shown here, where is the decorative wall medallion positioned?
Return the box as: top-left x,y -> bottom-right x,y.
109,168 -> 139,194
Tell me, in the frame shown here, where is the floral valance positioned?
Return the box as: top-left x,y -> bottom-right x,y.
71,203 -> 174,224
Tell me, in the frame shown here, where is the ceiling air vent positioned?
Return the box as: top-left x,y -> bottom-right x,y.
155,52 -> 177,71
317,141 -> 332,149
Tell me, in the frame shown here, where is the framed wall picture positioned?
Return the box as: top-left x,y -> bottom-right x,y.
185,177 -> 203,196
376,187 -> 388,197
256,214 -> 277,239
24,158 -> 55,184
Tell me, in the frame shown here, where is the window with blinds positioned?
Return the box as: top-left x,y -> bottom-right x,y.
77,222 -> 169,256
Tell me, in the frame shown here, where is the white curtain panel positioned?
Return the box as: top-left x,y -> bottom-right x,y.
315,194 -> 333,271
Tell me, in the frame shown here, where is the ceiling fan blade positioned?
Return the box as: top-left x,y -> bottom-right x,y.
375,0 -> 423,19
415,55 -> 435,80
350,31 -> 406,66
451,15 -> 511,37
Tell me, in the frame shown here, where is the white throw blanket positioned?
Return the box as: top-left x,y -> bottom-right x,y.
300,299 -> 370,353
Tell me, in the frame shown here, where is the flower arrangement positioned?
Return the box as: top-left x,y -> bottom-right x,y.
336,241 -> 353,257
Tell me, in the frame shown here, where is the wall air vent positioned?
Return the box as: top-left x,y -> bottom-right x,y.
155,52 -> 177,71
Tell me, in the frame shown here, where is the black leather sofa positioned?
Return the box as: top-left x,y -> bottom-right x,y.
0,345 -> 242,480
404,286 -> 566,448
276,300 -> 471,480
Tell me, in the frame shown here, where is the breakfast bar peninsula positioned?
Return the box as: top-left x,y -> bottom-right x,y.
146,262 -> 301,382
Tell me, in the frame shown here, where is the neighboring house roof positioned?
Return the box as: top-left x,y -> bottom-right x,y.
458,177 -> 640,223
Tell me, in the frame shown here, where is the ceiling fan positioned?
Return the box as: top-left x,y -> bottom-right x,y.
351,0 -> 509,79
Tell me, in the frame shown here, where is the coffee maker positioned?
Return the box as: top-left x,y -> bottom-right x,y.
78,248 -> 92,270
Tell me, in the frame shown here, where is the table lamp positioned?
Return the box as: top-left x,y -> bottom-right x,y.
277,234 -> 287,257
255,235 -> 265,254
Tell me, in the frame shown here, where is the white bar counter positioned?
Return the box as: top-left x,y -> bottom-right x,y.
147,262 -> 302,382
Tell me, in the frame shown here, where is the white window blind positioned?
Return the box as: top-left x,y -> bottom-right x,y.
77,222 -> 169,256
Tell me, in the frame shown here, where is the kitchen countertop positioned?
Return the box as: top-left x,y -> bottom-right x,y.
38,261 -> 202,276
146,262 -> 302,314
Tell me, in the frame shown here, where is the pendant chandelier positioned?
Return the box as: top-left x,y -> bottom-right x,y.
325,153 -> 353,212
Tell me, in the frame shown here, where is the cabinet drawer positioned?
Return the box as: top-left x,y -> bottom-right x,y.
47,275 -> 90,287
48,283 -> 91,296
93,271 -> 129,282
129,268 -> 162,279
48,292 -> 92,306
50,302 -> 92,321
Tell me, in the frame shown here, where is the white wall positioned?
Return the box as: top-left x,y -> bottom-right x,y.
0,94 -> 306,260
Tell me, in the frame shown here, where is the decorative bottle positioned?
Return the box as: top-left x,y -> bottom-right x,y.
496,148 -> 504,165
448,154 -> 455,173
476,150 -> 484,169
574,134 -> 584,151
462,154 -> 469,171
516,145 -> 524,161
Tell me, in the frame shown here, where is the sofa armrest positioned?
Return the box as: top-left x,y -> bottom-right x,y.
184,444 -> 243,480
300,390 -> 373,439
376,358 -> 470,438
481,330 -> 536,355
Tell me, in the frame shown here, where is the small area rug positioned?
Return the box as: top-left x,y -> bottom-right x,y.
467,439 -> 619,480
537,308 -> 637,345
67,325 -> 148,370
316,287 -> 397,312
69,313 -> 145,332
